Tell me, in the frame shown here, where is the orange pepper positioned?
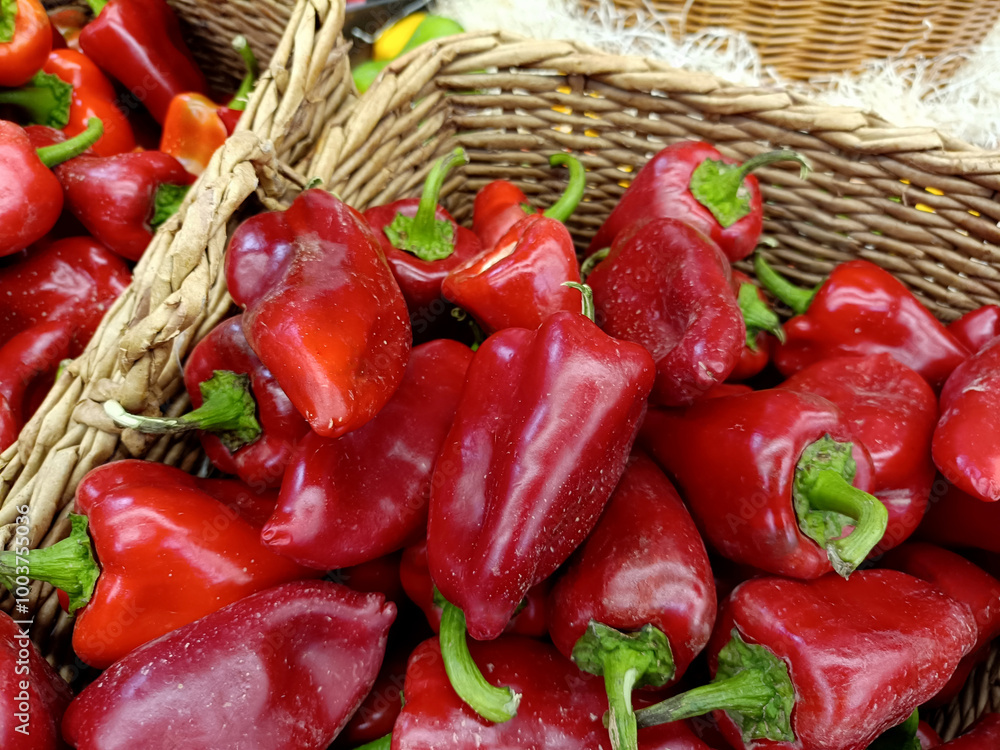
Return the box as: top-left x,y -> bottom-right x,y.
159,92 -> 228,176
0,0 -> 52,87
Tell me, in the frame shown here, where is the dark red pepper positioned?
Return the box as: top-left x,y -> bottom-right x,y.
77,0 -> 209,124
261,339 -> 473,569
778,354 -> 937,552
916,480 -> 1000,554
588,218 -> 745,405
728,270 -> 784,382
547,452 -> 717,750
226,188 -> 412,439
337,646 -> 409,747
948,305 -> 1000,353
641,389 -> 888,578
338,551 -> 406,604
936,714 -> 1000,748
754,256 -> 970,389
587,142 -> 807,263
62,580 -> 395,749
917,722 -> 943,749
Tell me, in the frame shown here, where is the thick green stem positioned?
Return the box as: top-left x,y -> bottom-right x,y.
752,254 -> 819,316
227,36 -> 259,111
85,0 -> 107,15
102,370 -> 261,453
543,153 -> 586,222
562,281 -> 595,322
0,72 -> 73,128
354,735 -> 392,750
0,514 -> 99,615
436,593 -> 521,723
384,148 -> 468,261
737,282 -> 785,348
635,668 -> 776,726
151,183 -> 191,229
580,247 -> 610,281
35,117 -> 103,169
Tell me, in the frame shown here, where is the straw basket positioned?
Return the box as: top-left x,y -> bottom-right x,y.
578,0 -> 1000,81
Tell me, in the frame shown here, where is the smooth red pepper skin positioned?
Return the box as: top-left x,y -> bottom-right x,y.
338,551 -> 406,604
589,218 -> 745,406
226,189 -> 412,439
62,580 -> 395,750
337,645 -> 408,746
0,120 -> 64,255
936,714 -> 1000,748
428,311 -> 655,639
934,336 -> 1000,502
917,481 -> 1000,553
56,151 -> 194,261
918,722 -> 943,748
948,305 -> 1000,354
778,354 -> 937,552
548,452 -> 717,681
0,0 -> 52,87
184,314 -> 310,489
587,141 -> 763,263
442,214 -> 582,333
218,105 -> 242,135
471,179 -> 533,251
703,382 -> 753,400
0,612 -> 72,750
42,49 -> 136,156
708,571 -> 977,750
364,200 -> 483,314
77,0 -> 209,124
399,540 -> 551,637
641,389 -> 876,578
262,340 -> 473,569
70,461 -> 318,668
728,270 -> 771,382
773,260 -> 969,389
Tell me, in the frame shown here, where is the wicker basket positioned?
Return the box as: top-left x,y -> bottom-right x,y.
578,0 -> 1000,81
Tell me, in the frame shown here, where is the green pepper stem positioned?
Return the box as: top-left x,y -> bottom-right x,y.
0,72 -> 73,129
737,282 -> 785,348
752,254 -> 818,316
85,0 -> 107,16
35,117 -> 103,169
543,153 -> 586,222
227,35 -> 259,111
562,281 -> 595,322
354,734 -> 392,750
731,150 -> 810,188
580,248 -> 610,281
634,669 -> 776,727
604,650 -> 641,750
0,514 -> 99,615
807,469 -> 888,577
437,595 -> 521,723
151,183 -> 191,229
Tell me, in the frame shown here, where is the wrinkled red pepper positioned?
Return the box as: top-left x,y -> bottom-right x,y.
641,389 -> 888,578
588,218 -> 745,406
936,714 -> 1000,748
728,270 -> 784,382
754,256 -> 970,389
548,452 -> 717,750
0,0 -> 51,87
77,0 -> 209,124
948,304 -> 1000,354
587,142 -> 807,263
917,480 -> 1000,554
0,461 -> 318,668
226,189 -> 412,439
262,339 -> 473,569
778,354 -> 937,552
62,580 -> 395,749
933,335 -> 1000,502
633,570 -> 977,750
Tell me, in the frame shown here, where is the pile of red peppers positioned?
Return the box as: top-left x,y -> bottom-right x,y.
1,17 -> 999,742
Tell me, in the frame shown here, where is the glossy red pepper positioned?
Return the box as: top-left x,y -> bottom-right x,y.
633,570 -> 977,750
933,335 -> 1000,502
77,0 -> 209,124
917,722 -> 943,749
917,480 -> 1000,553
226,188 -> 412,439
442,214 -> 582,333
588,218 -> 745,405
338,551 -> 407,604
0,461 -> 318,668
778,354 -> 937,552
587,142 -> 806,263
703,382 -> 753,400
641,389 -> 888,579
948,305 -> 1000,353
0,117 -> 102,256
548,452 -> 717,750
56,149 -> 194,261
337,645 -> 409,747
62,580 -> 395,749
755,256 -> 970,389
936,714 -> 1000,748
262,340 -> 473,569
728,270 -> 784,382
0,0 -> 51,87
0,611 -> 72,749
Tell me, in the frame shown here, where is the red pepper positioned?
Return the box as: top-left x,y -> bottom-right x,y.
917,480 -> 1000,553
0,461 -> 318,668
641,389 -> 888,578
55,149 -> 194,261
0,611 -> 72,749
587,143 -> 807,263
62,580 -> 396,749
226,189 -> 412,439
881,542 -> 1000,706
0,117 -> 103,256
933,335 -> 1000,502
948,304 -> 1000,353
936,714 -> 1000,748
777,354 -> 937,552
0,0 -> 51,87
337,644 -> 409,747
0,236 -> 130,354
77,0 -> 209,124
588,217 -> 745,406
633,570 -> 977,750
47,7 -> 86,51
261,339 -> 473,569
918,722 -> 943,749
338,551 -> 407,604
547,452 -> 717,750
703,382 -> 753,400
754,256 -> 970,389
728,270 -> 784,382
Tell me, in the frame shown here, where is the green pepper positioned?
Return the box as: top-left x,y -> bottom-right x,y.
354,14 -> 464,94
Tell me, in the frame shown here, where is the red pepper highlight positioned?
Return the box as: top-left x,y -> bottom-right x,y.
948,304 -> 1000,353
